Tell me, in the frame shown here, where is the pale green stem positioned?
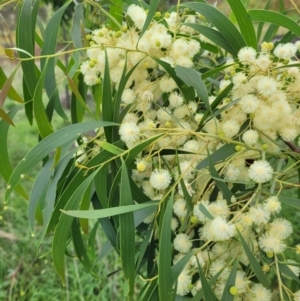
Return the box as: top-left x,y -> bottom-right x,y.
231,184 -> 261,223
270,158 -> 285,195
174,0 -> 181,40
85,0 -> 122,29
275,254 -> 284,301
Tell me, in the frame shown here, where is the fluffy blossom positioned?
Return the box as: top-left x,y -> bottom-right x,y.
210,217 -> 236,241
119,122 -> 140,144
173,233 -> 192,253
127,4 -> 147,30
294,290 -> 300,301
242,129 -> 259,145
173,199 -> 187,218
264,196 -> 281,213
274,43 -> 297,59
149,169 -> 172,190
246,283 -> 272,301
238,47 -> 257,64
222,120 -> 240,138
248,160 -> 273,183
269,218 -> 293,239
249,205 -> 270,225
258,233 -> 286,254
176,270 -> 192,296
257,76 -> 278,96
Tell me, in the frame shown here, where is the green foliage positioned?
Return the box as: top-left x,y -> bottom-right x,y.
2,0 -> 300,300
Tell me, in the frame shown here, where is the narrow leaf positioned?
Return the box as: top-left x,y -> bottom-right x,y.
0,66 -> 23,103
198,264 -> 218,301
0,63 -> 22,108
71,218 -> 97,276
279,195 -> 300,210
158,193 -> 174,301
67,75 -> 95,117
139,0 -> 159,38
208,152 -> 233,203
52,171 -> 97,283
227,0 -> 257,49
16,0 -> 39,97
237,230 -> 270,288
220,260 -> 238,301
5,121 -> 118,200
33,59 -> 54,138
110,0 -> 123,31
0,106 -> 27,198
183,3 -> 246,55
184,23 -> 236,55
175,65 -> 209,110
70,3 -> 84,55
96,141 -> 123,155
0,109 -> 14,126
196,143 -> 236,170
102,50 -> 113,142
248,10 -> 300,37
62,202 -> 157,218
120,158 -> 135,299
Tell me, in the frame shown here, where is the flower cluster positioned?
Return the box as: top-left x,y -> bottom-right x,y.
80,4 -> 300,300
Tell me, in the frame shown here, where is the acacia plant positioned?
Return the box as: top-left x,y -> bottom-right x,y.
2,0 -> 300,300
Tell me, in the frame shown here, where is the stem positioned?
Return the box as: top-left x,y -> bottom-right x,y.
289,0 -> 300,14
270,158 -> 285,194
231,184 -> 261,223
274,255 -> 284,301
174,0 -> 181,40
85,0 -> 122,29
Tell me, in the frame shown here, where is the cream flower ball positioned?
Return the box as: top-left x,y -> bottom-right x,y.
248,160 -> 273,183
119,122 -> 140,144
149,168 -> 172,190
173,233 -> 192,253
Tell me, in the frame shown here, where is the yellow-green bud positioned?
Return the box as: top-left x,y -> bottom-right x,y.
114,31 -> 122,38
122,25 -> 128,32
266,251 -> 274,258
190,216 -> 198,224
229,286 -> 238,296
98,31 -> 104,37
225,97 -> 231,103
235,145 -> 242,151
89,61 -> 96,68
283,58 -> 290,65
89,41 -> 95,46
155,11 -> 161,17
155,41 -> 161,47
263,264 -> 270,273
261,144 -> 268,150
165,121 -> 172,128
188,284 -> 194,290
86,34 -> 92,40
165,12 -> 170,18
96,78 -> 101,84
